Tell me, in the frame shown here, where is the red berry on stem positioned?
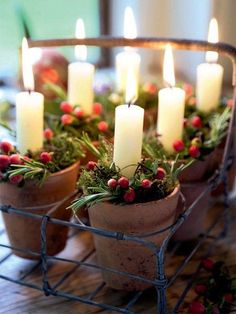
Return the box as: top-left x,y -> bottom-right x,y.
60,101 -> 73,113
10,154 -> 21,164
227,99 -> 233,108
141,179 -> 152,188
201,258 -> 214,271
61,114 -> 73,125
0,155 -> 10,170
9,174 -> 23,185
156,167 -> 166,180
189,301 -> 205,314
44,128 -> 54,140
74,107 -> 84,119
123,188 -> 135,203
173,139 -> 185,152
107,178 -> 117,189
40,152 -> 52,164
97,121 -> 108,132
93,102 -> 103,115
0,141 -> 13,154
189,145 -> 200,158
224,293 -> 233,303
87,161 -> 97,171
118,176 -> 129,188
194,284 -> 207,295
191,116 -> 202,128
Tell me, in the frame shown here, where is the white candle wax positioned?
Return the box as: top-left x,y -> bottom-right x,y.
16,91 -> 44,154
113,104 -> 144,178
115,50 -> 140,98
68,61 -> 95,114
196,63 -> 223,112
157,87 -> 185,153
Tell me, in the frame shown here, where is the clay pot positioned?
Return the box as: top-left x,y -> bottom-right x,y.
173,182 -> 211,241
0,162 -> 79,259
80,141 -> 99,166
88,186 -> 180,291
178,152 -> 214,183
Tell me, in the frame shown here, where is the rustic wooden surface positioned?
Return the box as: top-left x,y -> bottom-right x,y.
0,196 -> 236,314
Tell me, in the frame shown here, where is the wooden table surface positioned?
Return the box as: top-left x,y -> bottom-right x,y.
0,197 -> 236,314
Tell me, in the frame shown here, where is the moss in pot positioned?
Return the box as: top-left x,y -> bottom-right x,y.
0,132 -> 84,259
70,138 -> 188,291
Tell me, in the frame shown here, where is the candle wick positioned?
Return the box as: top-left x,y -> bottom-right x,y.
27,89 -> 32,95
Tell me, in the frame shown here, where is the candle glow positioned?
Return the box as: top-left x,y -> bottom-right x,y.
206,18 -> 219,63
22,37 -> 34,91
75,18 -> 87,61
157,45 -> 185,153
124,6 -> 137,40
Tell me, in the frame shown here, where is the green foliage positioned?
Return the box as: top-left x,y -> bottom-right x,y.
70,135 -> 184,214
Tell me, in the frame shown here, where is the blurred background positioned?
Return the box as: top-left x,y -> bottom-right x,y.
0,0 -> 236,94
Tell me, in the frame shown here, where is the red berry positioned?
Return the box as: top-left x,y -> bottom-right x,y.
224,293 -> 233,303
141,179 -> 152,188
123,188 -> 135,203
0,141 -> 13,154
0,155 -> 10,170
107,178 -> 117,189
201,258 -> 214,271
44,128 -> 54,140
156,167 -> 166,180
97,121 -> 108,132
60,101 -> 73,113
74,107 -> 84,119
118,176 -> 129,188
61,114 -> 73,125
93,102 -> 103,115
189,301 -> 205,314
194,284 -> 207,295
10,154 -> 21,164
9,174 -> 23,185
189,145 -> 200,158
22,156 -> 31,163
87,161 -> 97,171
227,99 -> 233,108
173,139 -> 185,152
191,116 -> 202,128
40,152 -> 52,164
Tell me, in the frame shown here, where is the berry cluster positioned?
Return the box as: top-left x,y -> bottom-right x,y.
188,259 -> 235,314
59,101 -> 109,133
0,140 -> 52,185
85,160 -> 169,204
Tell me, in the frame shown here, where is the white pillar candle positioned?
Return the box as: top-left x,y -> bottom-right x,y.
115,7 -> 140,98
157,45 -> 185,153
113,68 -> 144,178
16,38 -> 44,154
67,19 -> 95,114
196,18 -> 224,113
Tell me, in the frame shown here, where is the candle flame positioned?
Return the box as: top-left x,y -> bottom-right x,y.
125,68 -> 137,104
206,18 -> 219,63
163,44 -> 175,87
75,18 -> 87,61
124,7 -> 137,39
22,37 -> 34,91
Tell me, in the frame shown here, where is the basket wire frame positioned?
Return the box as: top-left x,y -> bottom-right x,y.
0,37 -> 236,314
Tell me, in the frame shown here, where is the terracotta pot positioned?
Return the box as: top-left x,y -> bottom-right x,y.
0,162 -> 79,259
88,186 -> 180,291
173,182 -> 211,241
178,152 -> 214,183
80,141 -> 99,166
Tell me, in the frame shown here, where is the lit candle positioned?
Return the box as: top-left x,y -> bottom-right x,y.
157,44 -> 185,153
113,68 -> 144,178
68,19 -> 95,114
115,6 -> 141,99
196,18 -> 223,113
16,38 -> 44,154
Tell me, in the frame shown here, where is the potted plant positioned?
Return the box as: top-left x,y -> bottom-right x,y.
70,138 -> 186,291
143,105 -> 231,241
0,131 -> 83,259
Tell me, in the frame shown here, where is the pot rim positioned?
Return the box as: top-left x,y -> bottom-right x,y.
49,160 -> 80,178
